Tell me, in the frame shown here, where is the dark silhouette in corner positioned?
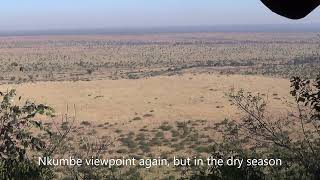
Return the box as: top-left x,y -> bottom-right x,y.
261,0 -> 320,19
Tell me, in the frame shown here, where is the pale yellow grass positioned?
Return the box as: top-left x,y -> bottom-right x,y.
0,74 -> 291,130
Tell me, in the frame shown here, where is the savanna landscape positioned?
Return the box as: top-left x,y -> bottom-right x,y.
1,32 -> 320,179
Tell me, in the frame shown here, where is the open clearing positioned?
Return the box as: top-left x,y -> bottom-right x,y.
0,73 -> 291,131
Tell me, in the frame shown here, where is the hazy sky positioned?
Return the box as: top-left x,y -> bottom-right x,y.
1,0 -> 320,30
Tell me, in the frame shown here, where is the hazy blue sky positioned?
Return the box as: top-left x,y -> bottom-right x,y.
0,0 -> 319,30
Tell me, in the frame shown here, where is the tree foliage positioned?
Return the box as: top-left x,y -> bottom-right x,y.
0,89 -> 56,179
188,74 -> 320,179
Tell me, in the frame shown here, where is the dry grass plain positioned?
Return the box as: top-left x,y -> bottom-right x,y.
0,74 -> 291,131
0,32 -> 318,179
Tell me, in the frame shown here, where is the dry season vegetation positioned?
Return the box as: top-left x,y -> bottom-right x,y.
0,33 -> 319,84
0,32 -> 319,179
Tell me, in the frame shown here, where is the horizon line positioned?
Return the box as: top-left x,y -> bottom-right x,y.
0,23 -> 319,37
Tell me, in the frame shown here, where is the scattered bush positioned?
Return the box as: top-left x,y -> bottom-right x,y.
187,74 -> 320,179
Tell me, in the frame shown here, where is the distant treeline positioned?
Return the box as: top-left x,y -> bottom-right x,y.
1,24 -> 320,36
